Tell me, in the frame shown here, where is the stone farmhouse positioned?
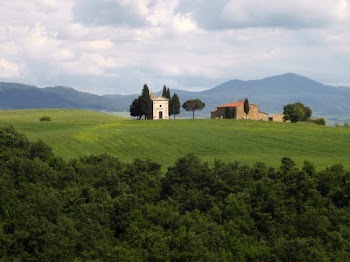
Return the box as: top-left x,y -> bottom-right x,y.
268,113 -> 284,122
150,93 -> 169,120
211,100 -> 272,121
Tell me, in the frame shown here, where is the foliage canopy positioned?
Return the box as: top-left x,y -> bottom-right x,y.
283,102 -> 312,123
130,84 -> 153,120
1,126 -> 350,261
182,99 -> 205,119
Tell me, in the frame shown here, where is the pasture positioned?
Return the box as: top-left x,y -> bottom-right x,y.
1,109 -> 349,169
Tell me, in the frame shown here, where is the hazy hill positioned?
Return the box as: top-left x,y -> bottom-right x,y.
0,83 -> 78,109
42,86 -> 117,111
1,73 -> 350,122
0,83 -> 122,111
102,93 -> 138,111
168,73 -> 350,122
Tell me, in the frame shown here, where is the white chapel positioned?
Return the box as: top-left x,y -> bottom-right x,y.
150,93 -> 169,120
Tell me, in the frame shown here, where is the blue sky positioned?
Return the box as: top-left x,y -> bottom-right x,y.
0,0 -> 349,94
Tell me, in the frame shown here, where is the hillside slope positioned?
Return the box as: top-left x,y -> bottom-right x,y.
1,109 -> 350,169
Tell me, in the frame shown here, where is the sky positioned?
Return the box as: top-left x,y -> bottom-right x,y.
0,0 -> 349,95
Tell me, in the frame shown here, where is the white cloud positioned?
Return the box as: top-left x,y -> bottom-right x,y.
222,0 -> 345,28
0,0 -> 350,94
73,0 -> 149,27
52,49 -> 76,61
0,58 -> 20,78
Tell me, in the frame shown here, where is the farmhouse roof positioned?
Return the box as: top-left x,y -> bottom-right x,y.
217,101 -> 258,108
217,101 -> 243,108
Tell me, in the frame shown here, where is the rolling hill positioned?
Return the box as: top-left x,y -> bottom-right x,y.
1,73 -> 350,122
1,109 -> 350,170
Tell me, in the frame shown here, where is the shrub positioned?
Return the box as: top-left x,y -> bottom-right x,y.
344,122 -> 349,128
315,118 -> 326,125
39,116 -> 51,122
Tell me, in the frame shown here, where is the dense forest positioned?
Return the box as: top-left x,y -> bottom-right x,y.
1,126 -> 349,261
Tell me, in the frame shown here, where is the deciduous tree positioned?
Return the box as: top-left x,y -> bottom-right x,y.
182,99 -> 205,119
283,102 -> 312,123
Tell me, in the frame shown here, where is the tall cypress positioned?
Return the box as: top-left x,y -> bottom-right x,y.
244,98 -> 250,119
140,84 -> 153,120
162,85 -> 167,97
170,93 -> 180,119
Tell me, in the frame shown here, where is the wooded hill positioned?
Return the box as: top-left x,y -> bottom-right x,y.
1,126 -> 350,261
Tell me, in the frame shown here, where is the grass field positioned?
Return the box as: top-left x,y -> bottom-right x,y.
1,109 -> 350,170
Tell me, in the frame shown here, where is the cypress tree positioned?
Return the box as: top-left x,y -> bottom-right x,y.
166,88 -> 171,116
140,84 -> 153,120
162,85 -> 167,97
244,98 -> 250,119
170,93 -> 180,119
162,85 -> 171,117
130,97 -> 142,120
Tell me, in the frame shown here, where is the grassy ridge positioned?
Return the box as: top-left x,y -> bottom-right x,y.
1,109 -> 350,169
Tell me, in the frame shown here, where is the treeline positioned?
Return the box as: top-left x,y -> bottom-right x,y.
1,126 -> 350,261
130,85 -> 181,120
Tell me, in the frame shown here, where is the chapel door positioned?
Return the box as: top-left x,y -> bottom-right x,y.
159,111 -> 163,119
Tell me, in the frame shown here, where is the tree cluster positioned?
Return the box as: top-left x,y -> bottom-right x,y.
1,126 -> 350,261
130,84 -> 153,120
283,102 -> 312,123
130,85 -> 181,120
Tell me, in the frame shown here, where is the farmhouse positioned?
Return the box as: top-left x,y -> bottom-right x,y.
211,100 -> 268,120
150,94 -> 169,120
268,113 -> 285,122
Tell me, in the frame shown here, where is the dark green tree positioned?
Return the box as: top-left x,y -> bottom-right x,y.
182,99 -> 205,119
315,118 -> 326,125
244,98 -> 250,119
140,84 -> 153,120
130,97 -> 142,120
162,85 -> 167,97
283,102 -> 312,123
170,93 -> 180,119
162,85 -> 171,117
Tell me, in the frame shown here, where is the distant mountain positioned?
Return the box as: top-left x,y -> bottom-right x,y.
102,93 -> 138,111
0,83 -> 78,109
1,73 -> 350,122
0,82 -> 134,111
167,73 -> 350,122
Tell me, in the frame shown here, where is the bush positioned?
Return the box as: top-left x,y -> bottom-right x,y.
315,118 -> 326,125
39,116 -> 51,122
344,122 -> 349,128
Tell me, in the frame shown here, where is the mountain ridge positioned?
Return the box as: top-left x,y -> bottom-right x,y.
1,73 -> 350,122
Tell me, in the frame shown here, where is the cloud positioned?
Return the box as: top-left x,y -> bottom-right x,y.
73,0 -> 149,27
177,0 -> 350,29
0,58 -> 20,78
1,0 -> 350,95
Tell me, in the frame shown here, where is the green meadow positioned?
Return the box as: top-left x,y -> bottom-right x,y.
1,109 -> 350,169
